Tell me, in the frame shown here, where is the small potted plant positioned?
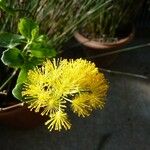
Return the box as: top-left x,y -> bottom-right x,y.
74,0 -> 144,49
0,0 -> 109,131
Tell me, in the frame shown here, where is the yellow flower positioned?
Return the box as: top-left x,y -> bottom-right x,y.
80,73 -> 108,110
22,58 -> 108,131
45,110 -> 71,131
71,94 -> 92,117
41,98 -> 66,116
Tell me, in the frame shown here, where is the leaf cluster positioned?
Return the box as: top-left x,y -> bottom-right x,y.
0,18 -> 57,100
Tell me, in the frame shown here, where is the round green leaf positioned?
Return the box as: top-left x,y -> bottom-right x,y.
1,48 -> 24,68
18,18 -> 39,40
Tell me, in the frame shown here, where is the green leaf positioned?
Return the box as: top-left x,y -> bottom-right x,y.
12,83 -> 23,100
31,26 -> 39,41
14,57 -> 43,101
1,48 -> 24,68
17,67 -> 28,84
36,35 -> 49,43
18,18 -> 39,40
29,57 -> 44,66
0,32 -> 24,48
17,57 -> 43,83
31,47 -> 56,58
30,43 -> 57,58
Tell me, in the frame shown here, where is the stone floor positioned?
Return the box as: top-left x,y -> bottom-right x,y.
0,30 -> 150,150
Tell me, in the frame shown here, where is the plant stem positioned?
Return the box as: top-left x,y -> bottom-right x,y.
0,69 -> 18,91
100,68 -> 148,79
0,102 -> 24,111
87,43 -> 150,59
22,40 -> 32,53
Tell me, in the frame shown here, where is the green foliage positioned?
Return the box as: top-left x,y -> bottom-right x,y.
30,42 -> 56,58
0,18 -> 57,100
1,48 -> 24,68
17,67 -> 28,84
12,83 -> 23,100
0,0 -> 15,15
18,18 -> 39,40
0,32 -> 24,48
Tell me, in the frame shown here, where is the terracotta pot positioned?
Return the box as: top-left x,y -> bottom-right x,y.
74,30 -> 134,50
0,101 -> 47,129
74,29 -> 134,67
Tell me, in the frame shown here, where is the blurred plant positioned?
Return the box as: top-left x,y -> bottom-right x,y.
80,0 -> 144,42
0,0 -> 112,49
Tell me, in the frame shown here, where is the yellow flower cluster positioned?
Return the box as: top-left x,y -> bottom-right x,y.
22,59 -> 108,131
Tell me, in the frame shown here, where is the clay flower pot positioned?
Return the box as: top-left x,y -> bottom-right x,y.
74,29 -> 134,50
74,28 -> 134,67
0,98 -> 47,129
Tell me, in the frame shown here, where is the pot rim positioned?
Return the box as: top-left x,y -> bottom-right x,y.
74,28 -> 135,49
